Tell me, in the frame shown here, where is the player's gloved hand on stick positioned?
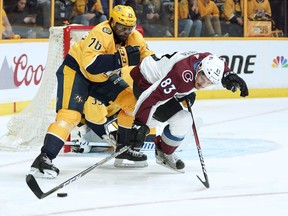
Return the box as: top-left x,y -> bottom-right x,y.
177,92 -> 196,106
129,122 -> 150,149
116,45 -> 140,67
221,72 -> 249,97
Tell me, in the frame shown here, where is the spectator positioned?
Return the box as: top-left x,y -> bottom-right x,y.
222,0 -> 243,26
69,0 -> 107,26
175,0 -> 193,37
247,0 -> 271,20
125,0 -> 143,24
54,0 -> 69,26
189,0 -> 202,36
69,0 -> 90,25
114,0 -> 125,5
198,0 -> 228,37
27,0 -> 51,28
139,0 -> 173,37
248,0 -> 283,36
100,0 -> 109,18
1,9 -> 17,39
6,0 -> 36,38
89,0 -> 107,25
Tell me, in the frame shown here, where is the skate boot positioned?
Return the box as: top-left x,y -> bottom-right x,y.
114,145 -> 148,168
154,136 -> 185,173
28,153 -> 59,179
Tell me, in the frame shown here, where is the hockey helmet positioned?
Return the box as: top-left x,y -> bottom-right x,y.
110,5 -> 137,27
197,55 -> 225,84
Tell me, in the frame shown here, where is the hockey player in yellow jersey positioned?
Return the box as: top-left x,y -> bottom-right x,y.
29,5 -> 154,178
80,65 -> 150,168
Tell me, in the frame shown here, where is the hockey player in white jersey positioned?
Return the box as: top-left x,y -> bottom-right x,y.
128,51 -> 249,172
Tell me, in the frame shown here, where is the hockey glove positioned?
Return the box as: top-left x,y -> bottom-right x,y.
221,72 -> 249,97
129,122 -> 150,149
116,46 -> 140,67
177,92 -> 196,105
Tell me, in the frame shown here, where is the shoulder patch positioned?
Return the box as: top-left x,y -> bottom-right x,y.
102,27 -> 112,34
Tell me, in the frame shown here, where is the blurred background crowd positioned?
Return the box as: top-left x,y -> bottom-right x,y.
1,0 -> 287,39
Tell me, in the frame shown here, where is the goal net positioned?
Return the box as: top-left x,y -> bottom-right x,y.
0,25 -> 93,150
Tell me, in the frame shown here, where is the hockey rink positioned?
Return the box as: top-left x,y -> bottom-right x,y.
0,97 -> 288,216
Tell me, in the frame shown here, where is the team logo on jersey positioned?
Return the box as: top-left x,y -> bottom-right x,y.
182,70 -> 193,83
74,94 -> 84,103
102,27 -> 112,34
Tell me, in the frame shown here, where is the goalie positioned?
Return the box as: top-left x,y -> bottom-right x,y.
28,5 -> 154,178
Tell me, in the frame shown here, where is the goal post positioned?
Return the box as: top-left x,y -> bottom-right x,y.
0,25 -> 93,150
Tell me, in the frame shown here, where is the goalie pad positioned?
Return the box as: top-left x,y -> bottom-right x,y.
65,119 -> 118,153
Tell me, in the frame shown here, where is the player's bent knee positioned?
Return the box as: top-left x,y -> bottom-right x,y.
112,87 -> 136,114
168,110 -> 192,137
56,109 -> 82,132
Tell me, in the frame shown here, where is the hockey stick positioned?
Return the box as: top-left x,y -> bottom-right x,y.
65,141 -> 112,147
26,146 -> 129,199
186,99 -> 210,188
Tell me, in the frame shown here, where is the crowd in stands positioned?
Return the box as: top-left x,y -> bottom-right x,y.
1,0 -> 287,39
1,8 -> 18,39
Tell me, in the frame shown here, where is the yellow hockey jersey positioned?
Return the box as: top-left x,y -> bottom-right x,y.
198,0 -> 220,17
248,0 -> 271,19
69,20 -> 154,83
169,0 -> 190,20
223,0 -> 243,21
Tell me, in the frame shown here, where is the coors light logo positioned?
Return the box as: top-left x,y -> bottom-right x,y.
0,54 -> 45,90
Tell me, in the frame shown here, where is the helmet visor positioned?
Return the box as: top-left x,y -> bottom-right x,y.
115,23 -> 136,34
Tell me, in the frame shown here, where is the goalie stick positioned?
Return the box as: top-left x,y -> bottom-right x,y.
186,99 -> 210,188
64,141 -> 113,148
26,146 -> 129,199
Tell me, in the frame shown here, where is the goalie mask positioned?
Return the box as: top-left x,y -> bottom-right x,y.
197,55 -> 225,84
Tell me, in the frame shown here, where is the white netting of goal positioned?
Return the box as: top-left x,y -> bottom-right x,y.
0,25 -> 92,150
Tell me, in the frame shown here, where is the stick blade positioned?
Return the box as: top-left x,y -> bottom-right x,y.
197,175 -> 210,188
26,174 -> 44,199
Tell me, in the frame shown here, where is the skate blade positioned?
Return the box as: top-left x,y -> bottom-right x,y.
28,168 -> 58,179
114,159 -> 148,168
156,160 -> 185,173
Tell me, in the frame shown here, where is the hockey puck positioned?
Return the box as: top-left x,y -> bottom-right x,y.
57,193 -> 68,197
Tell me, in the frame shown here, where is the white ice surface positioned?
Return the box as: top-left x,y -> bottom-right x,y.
0,98 -> 288,216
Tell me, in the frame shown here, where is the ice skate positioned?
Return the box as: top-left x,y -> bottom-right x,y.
114,145 -> 148,168
154,136 -> 185,173
28,153 -> 59,179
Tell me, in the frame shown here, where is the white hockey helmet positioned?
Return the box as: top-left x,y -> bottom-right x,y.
197,55 -> 225,84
